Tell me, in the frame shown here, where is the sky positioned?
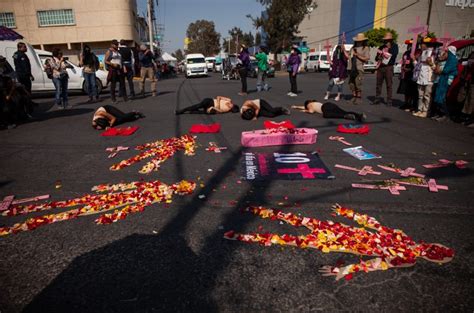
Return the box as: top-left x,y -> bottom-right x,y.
137,0 -> 264,53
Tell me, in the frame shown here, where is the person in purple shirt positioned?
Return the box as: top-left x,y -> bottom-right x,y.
238,44 -> 250,96
287,46 -> 301,97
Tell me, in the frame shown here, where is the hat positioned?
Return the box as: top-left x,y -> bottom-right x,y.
241,44 -> 247,49
404,39 -> 413,44
383,32 -> 393,40
353,33 -> 368,42
111,39 -> 119,45
447,45 -> 457,55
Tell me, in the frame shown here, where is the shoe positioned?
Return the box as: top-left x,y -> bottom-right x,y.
287,92 -> 292,96
289,92 -> 297,97
282,108 -> 291,115
324,93 -> 329,100
7,124 -> 17,129
417,112 -> 427,118
238,92 -> 248,96
335,94 -> 341,101
344,113 -> 357,120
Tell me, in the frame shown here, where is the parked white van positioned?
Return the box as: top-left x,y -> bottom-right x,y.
305,51 -> 330,72
35,49 -> 108,94
185,53 -> 208,78
205,57 -> 215,71
0,39 -> 108,94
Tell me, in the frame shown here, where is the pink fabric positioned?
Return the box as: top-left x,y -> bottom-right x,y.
101,126 -> 139,136
241,128 -> 317,147
263,120 -> 295,129
189,123 -> 221,133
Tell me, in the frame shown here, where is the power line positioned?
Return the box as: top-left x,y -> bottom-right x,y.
306,0 -> 420,45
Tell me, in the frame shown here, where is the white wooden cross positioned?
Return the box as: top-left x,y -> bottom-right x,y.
324,39 -> 332,62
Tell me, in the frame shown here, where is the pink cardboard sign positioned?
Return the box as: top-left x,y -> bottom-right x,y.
241,128 -> 317,148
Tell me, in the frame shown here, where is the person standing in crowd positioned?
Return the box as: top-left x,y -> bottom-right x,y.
287,46 -> 301,97
325,45 -> 348,101
255,46 -> 270,92
50,48 -> 70,109
413,40 -> 435,118
460,52 -> 474,127
12,42 -> 34,94
79,45 -> 100,103
118,40 -> 136,99
347,33 -> 370,105
138,44 -> 157,97
432,46 -> 458,122
397,42 -> 419,112
105,39 -> 128,103
373,32 -> 399,106
238,44 -> 250,96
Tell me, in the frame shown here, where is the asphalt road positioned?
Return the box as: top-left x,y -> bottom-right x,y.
1,71 -> 473,312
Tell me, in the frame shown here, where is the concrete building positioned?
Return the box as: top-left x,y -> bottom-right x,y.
299,0 -> 474,50
0,0 -> 148,62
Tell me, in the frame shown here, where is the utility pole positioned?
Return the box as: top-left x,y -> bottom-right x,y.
147,0 -> 154,50
426,0 -> 433,31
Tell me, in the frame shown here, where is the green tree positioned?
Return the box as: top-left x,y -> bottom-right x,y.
363,27 -> 399,47
248,0 -> 315,54
186,20 -> 221,56
222,27 -> 254,53
172,49 -> 185,61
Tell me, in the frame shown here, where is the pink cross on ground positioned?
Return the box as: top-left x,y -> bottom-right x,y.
278,164 -> 326,179
352,183 -> 406,195
329,136 -> 352,146
335,164 -> 381,176
0,195 -> 15,211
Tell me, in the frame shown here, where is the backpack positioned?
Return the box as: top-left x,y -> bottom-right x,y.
44,60 -> 54,79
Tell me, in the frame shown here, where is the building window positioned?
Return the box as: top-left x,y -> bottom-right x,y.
0,12 -> 16,28
37,9 -> 75,27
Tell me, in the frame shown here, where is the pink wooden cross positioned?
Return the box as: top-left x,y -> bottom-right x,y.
329,136 -> 352,146
394,178 -> 448,193
340,32 -> 346,45
407,16 -> 428,58
438,31 -> 455,51
335,164 -> 382,176
377,165 -> 425,178
0,195 -> 15,211
278,164 -> 326,179
422,159 -> 468,169
324,39 -> 332,62
352,183 -> 406,195
12,194 -> 50,205
106,146 -> 129,158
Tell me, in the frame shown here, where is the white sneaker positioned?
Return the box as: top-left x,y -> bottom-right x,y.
335,95 -> 341,101
324,94 -> 329,100
287,92 -> 292,95
289,92 -> 297,97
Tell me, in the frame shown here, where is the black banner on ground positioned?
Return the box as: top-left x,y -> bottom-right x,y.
242,151 -> 334,180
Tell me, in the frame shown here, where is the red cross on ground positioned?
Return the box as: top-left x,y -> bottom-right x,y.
277,164 -> 326,179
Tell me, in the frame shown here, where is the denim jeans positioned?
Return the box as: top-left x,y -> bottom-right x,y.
53,76 -> 68,107
257,70 -> 269,91
327,78 -> 343,93
83,72 -> 97,98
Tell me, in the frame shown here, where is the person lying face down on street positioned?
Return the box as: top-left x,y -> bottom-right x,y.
92,104 -> 145,130
291,100 -> 366,122
175,96 -> 239,115
240,99 -> 290,120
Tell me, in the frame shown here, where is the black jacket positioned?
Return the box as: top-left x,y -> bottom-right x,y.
13,51 -> 32,77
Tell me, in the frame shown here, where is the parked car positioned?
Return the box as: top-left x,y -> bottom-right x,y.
447,39 -> 474,105
363,60 -> 377,73
205,57 -> 215,71
185,53 -> 208,78
214,57 -> 222,72
305,51 -> 330,72
394,62 -> 401,75
36,49 -> 108,94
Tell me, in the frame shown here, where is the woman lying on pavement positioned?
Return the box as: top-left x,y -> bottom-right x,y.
291,99 -> 366,122
175,96 -> 239,115
241,99 -> 290,120
92,105 -> 145,130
